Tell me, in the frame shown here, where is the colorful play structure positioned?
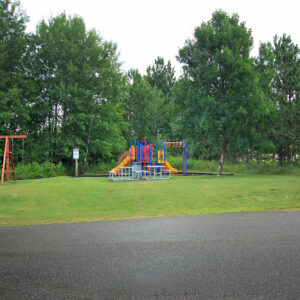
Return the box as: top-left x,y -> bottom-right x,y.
109,139 -> 187,181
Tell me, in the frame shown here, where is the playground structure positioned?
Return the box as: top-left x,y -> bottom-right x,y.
0,135 -> 27,185
109,139 -> 187,181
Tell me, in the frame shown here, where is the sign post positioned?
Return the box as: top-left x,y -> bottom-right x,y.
73,148 -> 79,177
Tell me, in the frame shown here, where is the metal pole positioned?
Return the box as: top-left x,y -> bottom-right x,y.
156,142 -> 158,164
185,148 -> 188,175
22,138 -> 24,161
145,141 -> 147,177
130,141 -> 132,177
149,140 -> 152,175
141,141 -> 143,176
160,141 -> 162,165
183,141 -> 185,175
141,142 -> 143,162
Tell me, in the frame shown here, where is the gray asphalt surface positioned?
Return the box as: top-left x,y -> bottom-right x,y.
0,212 -> 299,300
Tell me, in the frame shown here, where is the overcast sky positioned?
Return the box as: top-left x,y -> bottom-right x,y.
20,0 -> 300,76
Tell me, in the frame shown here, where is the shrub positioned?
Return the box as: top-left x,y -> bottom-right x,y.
15,162 -> 65,180
83,160 -> 118,175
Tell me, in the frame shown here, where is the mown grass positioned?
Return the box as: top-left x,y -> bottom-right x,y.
0,175 -> 299,226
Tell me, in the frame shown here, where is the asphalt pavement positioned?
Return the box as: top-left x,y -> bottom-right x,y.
0,212 -> 299,299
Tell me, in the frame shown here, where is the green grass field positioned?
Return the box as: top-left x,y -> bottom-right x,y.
0,175 -> 299,226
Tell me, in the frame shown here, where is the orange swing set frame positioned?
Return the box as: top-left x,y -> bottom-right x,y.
0,135 -> 27,185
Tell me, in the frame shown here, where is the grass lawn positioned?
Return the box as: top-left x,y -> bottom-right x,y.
0,175 -> 299,226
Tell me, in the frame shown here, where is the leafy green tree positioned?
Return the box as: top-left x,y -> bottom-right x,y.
145,57 -> 176,95
0,0 -> 29,136
177,10 -> 269,175
27,13 -> 128,168
144,57 -> 177,139
125,69 -> 164,140
256,34 -> 300,164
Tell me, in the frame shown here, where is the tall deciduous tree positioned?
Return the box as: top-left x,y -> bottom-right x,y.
256,34 -> 300,164
0,0 -> 29,136
144,57 -> 177,139
125,69 -> 163,140
27,13 -> 127,167
145,57 -> 176,95
177,10 -> 269,175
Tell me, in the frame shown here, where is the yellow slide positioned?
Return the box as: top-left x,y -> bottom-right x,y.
111,155 -> 132,175
158,150 -> 178,174
111,146 -> 136,176
163,160 -> 178,174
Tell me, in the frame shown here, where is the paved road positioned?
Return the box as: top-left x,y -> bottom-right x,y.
0,212 -> 299,299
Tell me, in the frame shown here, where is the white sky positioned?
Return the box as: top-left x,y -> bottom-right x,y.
20,0 -> 300,76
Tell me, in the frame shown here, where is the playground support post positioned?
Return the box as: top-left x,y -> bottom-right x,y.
182,140 -> 187,176
185,146 -> 188,175
149,140 -> 151,165
156,142 -> 158,165
141,141 -> 143,176
149,140 -> 152,172
160,141 -> 163,164
130,141 -> 132,176
183,141 -> 184,175
141,141 -> 143,162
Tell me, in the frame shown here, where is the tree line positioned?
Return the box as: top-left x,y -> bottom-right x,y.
1,0 -> 299,175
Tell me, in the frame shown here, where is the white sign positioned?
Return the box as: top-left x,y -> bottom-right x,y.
73,148 -> 79,159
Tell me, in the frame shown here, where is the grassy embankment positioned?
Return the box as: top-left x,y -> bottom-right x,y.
0,175 -> 299,226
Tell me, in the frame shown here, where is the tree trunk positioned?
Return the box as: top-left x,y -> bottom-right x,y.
278,148 -> 283,166
217,140 -> 228,177
286,145 -> 291,163
81,114 -> 96,175
245,148 -> 250,164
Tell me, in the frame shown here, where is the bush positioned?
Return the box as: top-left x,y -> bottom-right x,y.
168,156 -> 219,172
84,160 -> 118,174
15,162 -> 65,180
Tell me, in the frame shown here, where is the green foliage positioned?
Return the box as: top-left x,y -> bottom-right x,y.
145,56 -> 176,95
84,160 -> 118,174
0,0 -> 30,135
125,69 -> 165,140
176,10 -> 271,174
1,5 -> 300,172
256,34 -> 300,163
24,13 -> 128,166
144,57 -> 177,139
15,161 -> 65,180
